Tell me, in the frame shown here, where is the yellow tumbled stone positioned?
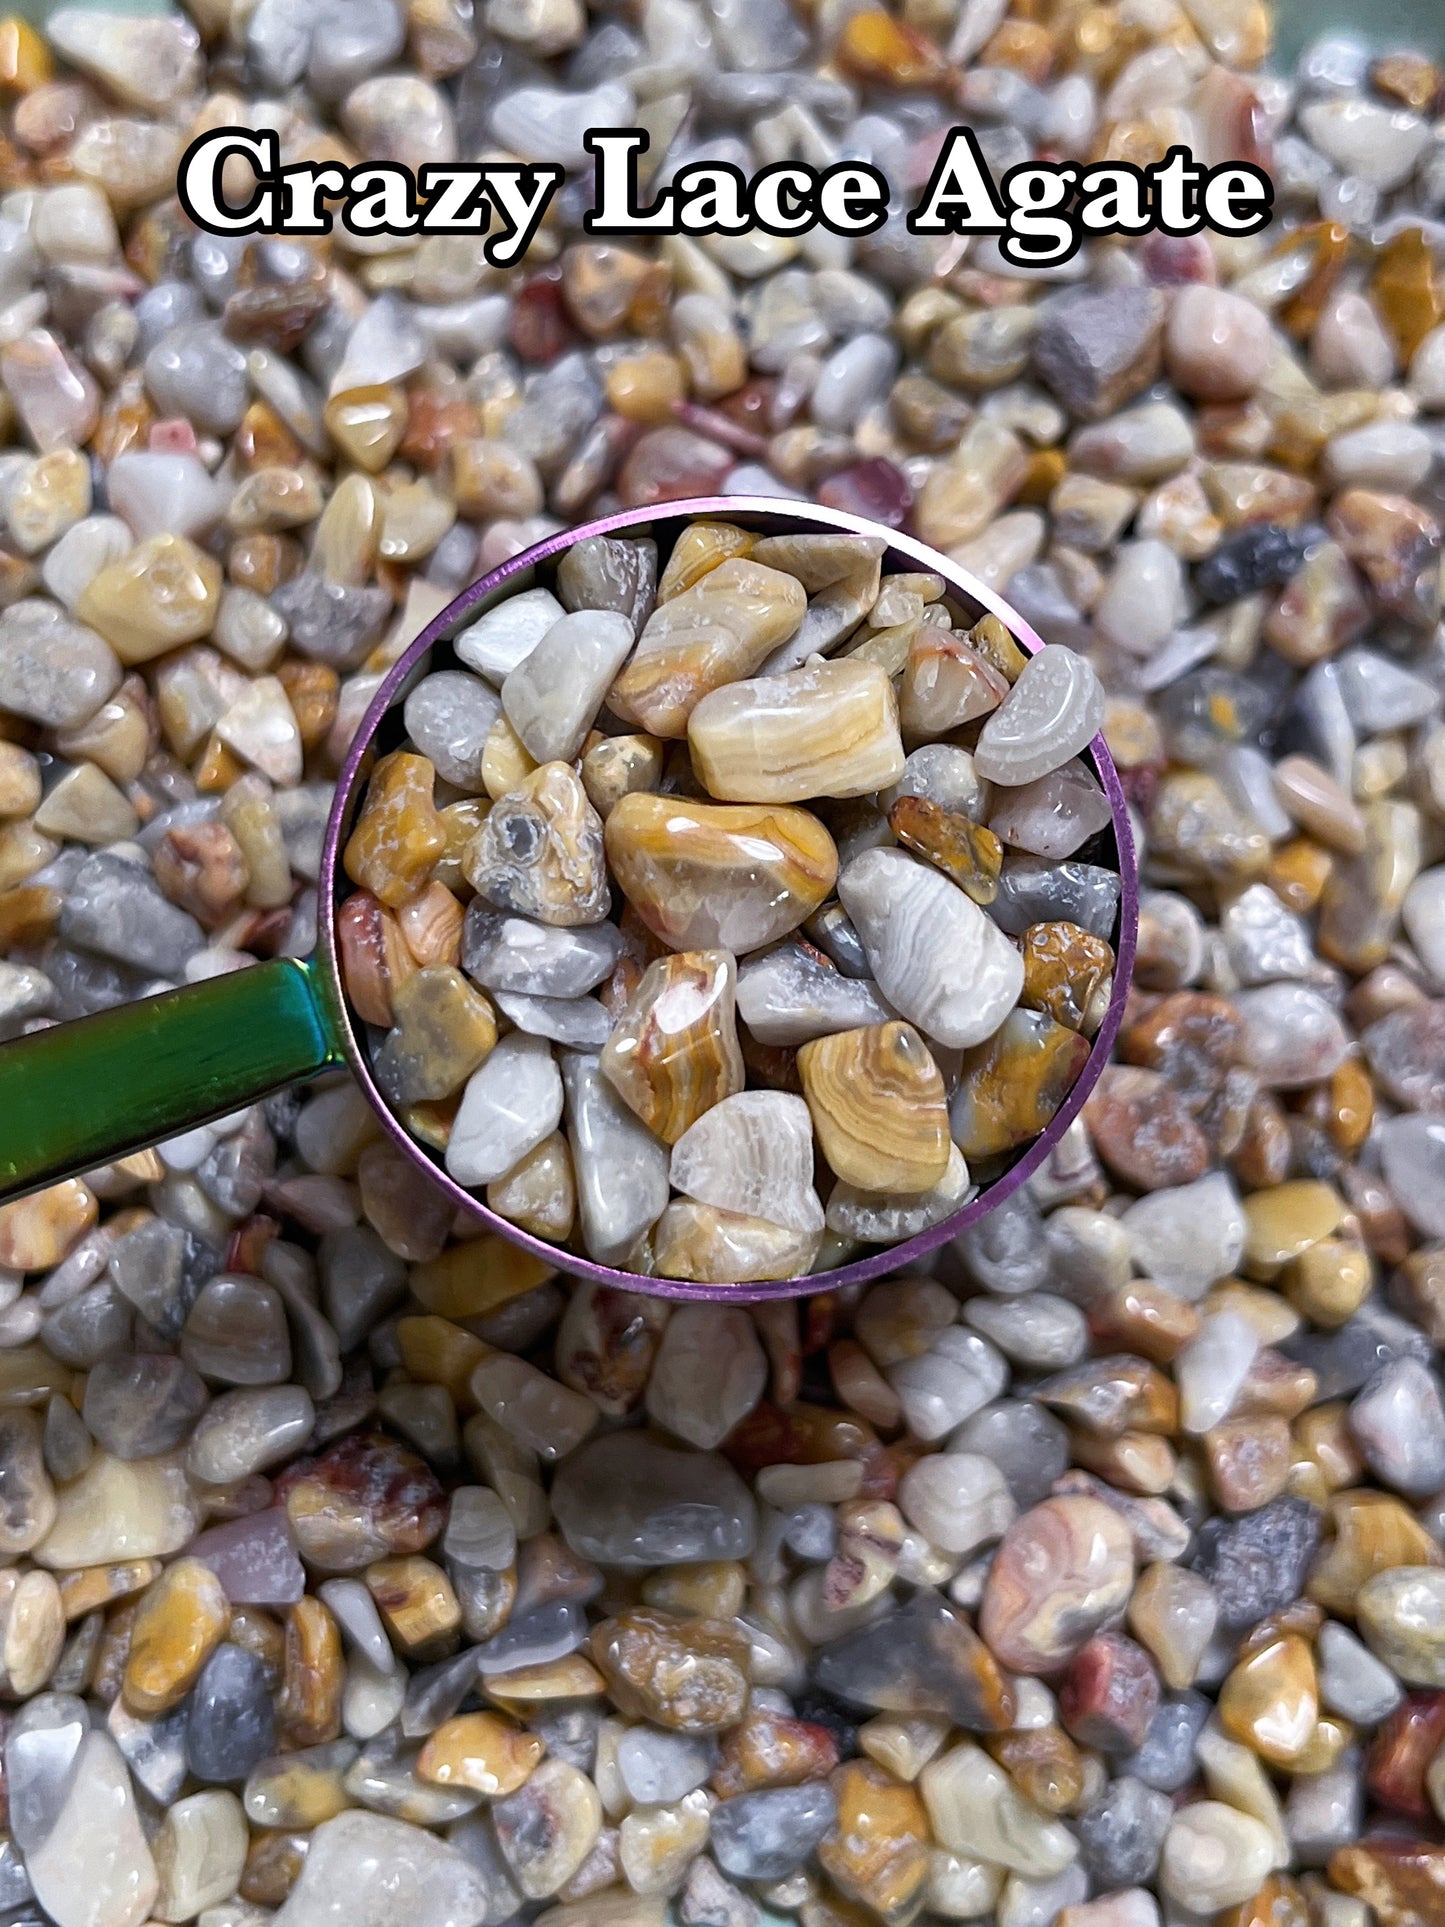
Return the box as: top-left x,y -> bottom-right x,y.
1307,1489 -> 1444,1615
0,819 -> 57,894
77,534 -> 222,665
1290,1714 -> 1353,1774
0,1346 -> 73,1405
435,797 -> 491,894
580,733 -> 666,821
799,1022 -> 950,1193
2,1569 -> 62,1696
417,1711 -> 544,1794
395,1314 -> 489,1409
124,1557 -> 230,1714
610,558 -> 807,738
487,1135 -> 576,1243
837,9 -> 950,87
0,19 -> 51,89
242,1746 -> 355,1829
279,1594 -> 344,1747
409,1239 -> 556,1319
605,793 -> 837,953
322,384 -> 407,472
484,1653 -> 607,1704
1020,921 -> 1117,1031
600,950 -> 744,1145
640,1562 -> 747,1620
889,793 -> 1003,906
0,1180 -> 96,1272
481,715 -> 539,800
365,1556 -> 462,1656
1219,1634 -> 1319,1768
1283,1239 -> 1372,1328
58,1558 -> 162,1622
605,351 -> 687,425
6,448 -> 89,555
950,1007 -> 1091,1161
1241,1181 -> 1344,1279
818,1758 -> 930,1926
373,964 -> 497,1107
32,762 -> 137,845
653,1200 -> 821,1285
0,741 -> 39,819
657,521 -> 756,599
342,750 -> 446,909
689,658 -> 905,804
1290,1404 -> 1362,1506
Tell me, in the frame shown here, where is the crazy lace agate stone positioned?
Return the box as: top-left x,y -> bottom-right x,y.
609,558 -> 807,736
342,515 -> 1120,1281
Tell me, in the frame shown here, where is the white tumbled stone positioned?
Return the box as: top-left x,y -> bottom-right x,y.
645,1304 -> 768,1450
838,848 -> 1024,1049
272,1811 -> 492,1927
669,1089 -> 824,1235
561,1049 -> 670,1266
25,1730 -> 158,1927
974,645 -> 1106,785
900,1451 -> 1016,1556
502,609 -> 636,765
446,1031 -> 563,1189
1176,1310 -> 1259,1434
454,587 -> 565,684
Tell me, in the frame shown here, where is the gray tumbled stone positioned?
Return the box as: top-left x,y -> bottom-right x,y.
1076,1774 -> 1172,1887
710,1785 -> 838,1881
59,853 -> 204,975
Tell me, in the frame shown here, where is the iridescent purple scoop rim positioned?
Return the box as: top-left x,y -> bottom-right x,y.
319,496 -> 1139,1303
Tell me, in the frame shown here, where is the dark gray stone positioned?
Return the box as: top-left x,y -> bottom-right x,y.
1192,1496 -> 1323,1630
1077,1774 -> 1172,1887
992,854 -> 1122,939
811,1592 -> 1010,1730
1031,287 -> 1164,421
270,572 -> 389,668
185,1643 -> 277,1784
58,853 -> 203,976
953,1400 -> 1070,1510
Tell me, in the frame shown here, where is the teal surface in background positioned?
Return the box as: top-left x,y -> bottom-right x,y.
1271,0 -> 1445,66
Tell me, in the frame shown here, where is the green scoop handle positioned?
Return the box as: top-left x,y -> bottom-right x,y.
0,956 -> 345,1200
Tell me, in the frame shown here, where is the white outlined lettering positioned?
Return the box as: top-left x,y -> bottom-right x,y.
345,163 -> 420,236
584,131 -> 675,232
178,129 -> 279,235
479,166 -> 566,265
907,128 -> 1009,235
281,161 -> 347,234
818,166 -> 889,236
175,125 -> 1272,257
1203,164 -> 1272,234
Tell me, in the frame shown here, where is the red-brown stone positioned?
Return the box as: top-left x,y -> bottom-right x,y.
1365,1692 -> 1445,1819
1059,1631 -> 1160,1752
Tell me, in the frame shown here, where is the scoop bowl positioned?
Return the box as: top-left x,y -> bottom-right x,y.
325,495 -> 1139,1301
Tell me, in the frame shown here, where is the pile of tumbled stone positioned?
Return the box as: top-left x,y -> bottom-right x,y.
0,1 -> 1443,1925
339,513 -> 1118,1281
